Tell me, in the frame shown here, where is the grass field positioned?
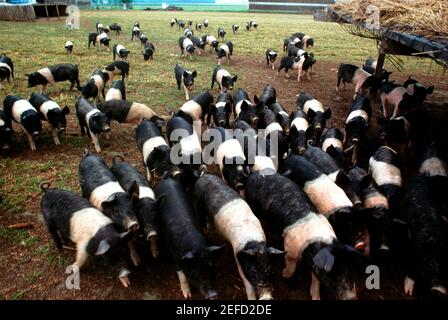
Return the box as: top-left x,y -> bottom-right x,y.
0,10 -> 447,300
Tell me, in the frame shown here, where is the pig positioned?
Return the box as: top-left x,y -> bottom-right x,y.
28,93 -> 69,145
81,69 -> 109,104
207,92 -> 232,128
105,80 -> 126,101
111,155 -> 160,258
134,21 -> 140,28
175,64 -> 197,100
401,175 -> 448,297
203,17 -> 209,28
265,49 -> 278,70
418,142 -> 447,178
296,91 -> 331,141
78,151 -> 141,266
40,183 -> 132,288
26,63 -> 80,93
201,35 -> 219,53
177,91 -> 214,129
321,127 -> 344,154
348,166 -> 392,254
0,55 -> 13,88
109,23 -> 122,35
211,65 -> 237,93
155,177 -> 222,299
345,95 -> 372,164
96,22 -> 103,33
287,45 -> 305,58
112,44 -> 130,61
283,36 -> 301,52
139,34 -> 148,47
245,172 -> 358,300
184,28 -> 194,39
143,42 -> 155,61
103,61 -> 130,83
369,146 -> 402,213
377,116 -> 410,155
217,27 -> 226,40
268,102 -> 290,134
362,57 -> 377,74
215,41 -> 233,65
195,23 -> 202,31
179,36 -> 196,58
283,155 -> 370,253
211,127 -> 251,191
258,83 -> 276,106
232,24 -> 239,34
170,18 -> 177,27
291,32 -> 314,48
178,20 -> 185,29
233,89 -> 261,127
97,100 -> 157,125
248,21 -> 258,29
96,32 -> 111,51
64,41 -> 74,54
195,174 -> 283,300
0,110 -> 12,149
3,95 -> 41,151
403,77 -> 434,109
278,53 -> 316,82
380,82 -> 415,119
88,32 -> 98,48
256,105 -> 289,157
136,118 -> 180,181
75,97 -> 111,153
131,26 -> 141,41
191,36 -> 206,55
187,20 -> 193,28
289,109 -> 312,155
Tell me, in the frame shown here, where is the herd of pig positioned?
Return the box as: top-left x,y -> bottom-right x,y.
0,17 -> 447,300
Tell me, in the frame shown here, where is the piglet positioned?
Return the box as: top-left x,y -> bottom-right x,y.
29,93 -> 69,145
143,42 -> 155,61
207,92 -> 232,128
345,95 -> 371,165
211,65 -> 237,93
194,174 -> 283,300
179,36 -> 196,58
0,55 -> 14,88
289,109 -> 312,155
97,99 -> 157,125
174,64 -> 197,100
81,69 -> 109,104
113,44 -> 130,60
105,80 -> 126,101
296,91 -> 331,141
265,49 -> 278,70
216,41 -> 233,65
103,61 -> 130,83
26,63 -> 80,93
40,183 -> 132,288
3,95 -> 41,151
233,89 -> 261,127
156,177 -> 222,300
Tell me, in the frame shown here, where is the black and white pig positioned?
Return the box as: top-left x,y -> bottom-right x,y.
3,95 -> 41,151
215,41 -> 233,65
175,64 -> 197,100
170,18 -> 177,27
245,172 -> 358,300
207,92 -> 232,128
195,23 -> 202,31
109,23 -> 122,35
268,101 -> 290,134
258,83 -> 276,106
40,183 -> 132,288
78,152 -> 141,266
27,63 -> 80,93
278,52 -> 316,82
233,89 -> 261,127
369,146 -> 402,213
178,20 -> 185,29
184,28 -> 194,39
113,44 -> 130,61
136,118 -> 179,181
232,24 -> 239,34
143,42 -> 155,61
283,155 -> 370,253
155,177 -> 222,299
81,69 -> 109,104
96,32 -> 111,51
111,156 -> 160,258
203,17 -> 209,28
265,49 -> 278,70
291,32 -> 314,48
418,142 -> 447,178
283,36 -> 301,52
177,91 -> 214,132
103,61 -> 130,83
191,36 -> 206,55
0,110 -> 12,149
195,174 -> 283,300
105,80 -> 126,101
380,82 -> 415,119
401,175 -> 448,297
289,109 -> 312,155
139,33 -> 148,47
211,65 -> 237,93
403,77 -> 434,109
217,27 -> 226,40
345,94 -> 372,164
287,45 -> 305,58
96,22 -> 104,33
97,99 -> 157,125
179,36 -> 196,58
29,93 -> 69,145
256,103 -> 289,158
131,26 -> 141,41
247,21 -> 258,30
88,32 -> 98,48
296,91 -> 331,141
0,55 -> 14,88
201,35 -> 219,53
64,41 -> 74,54
321,127 -> 344,155
75,97 -> 111,153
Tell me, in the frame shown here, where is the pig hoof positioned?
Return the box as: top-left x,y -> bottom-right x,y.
131,255 -> 141,267
182,289 -> 192,299
119,276 -> 131,288
404,276 -> 414,296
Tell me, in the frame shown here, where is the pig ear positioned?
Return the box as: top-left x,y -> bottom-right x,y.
127,50 -> 130,53
267,247 -> 285,256
253,95 -> 260,104
240,100 -> 249,112
324,108 -> 332,119
225,102 -> 232,114
102,194 -> 117,207
307,109 -> 316,119
326,145 -> 340,158
335,171 -> 350,188
427,86 -> 434,94
305,126 -> 314,138
312,246 -> 335,272
95,239 -> 111,255
128,181 -> 140,199
192,70 -> 197,77
240,247 -> 258,256
62,106 -> 70,115
232,75 -> 238,82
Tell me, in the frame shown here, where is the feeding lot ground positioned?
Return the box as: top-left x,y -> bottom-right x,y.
0,10 -> 447,300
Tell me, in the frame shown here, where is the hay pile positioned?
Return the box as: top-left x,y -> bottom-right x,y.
331,0 -> 448,41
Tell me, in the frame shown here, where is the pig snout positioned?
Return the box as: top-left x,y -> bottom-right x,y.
118,268 -> 131,288
252,117 -> 259,126
104,126 -> 111,132
219,120 -> 226,127
127,220 -> 140,232
235,182 -> 245,191
257,286 -> 274,300
298,147 -> 306,155
33,131 -> 40,137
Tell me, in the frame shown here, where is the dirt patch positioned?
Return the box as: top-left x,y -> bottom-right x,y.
0,52 -> 447,300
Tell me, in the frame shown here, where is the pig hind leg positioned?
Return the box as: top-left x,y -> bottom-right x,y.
310,272 -> 321,300
282,253 -> 298,279
128,240 -> 141,266
177,270 -> 192,299
73,243 -> 89,270
44,215 -> 63,250
22,127 -> 36,151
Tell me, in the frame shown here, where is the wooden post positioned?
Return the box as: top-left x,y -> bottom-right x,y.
375,41 -> 386,76
44,1 -> 49,20
56,4 -> 60,19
